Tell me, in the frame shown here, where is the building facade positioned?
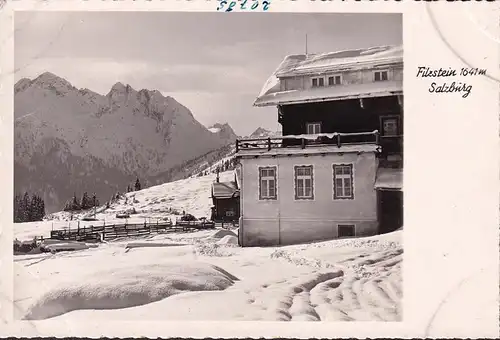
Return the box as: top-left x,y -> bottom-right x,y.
236,45 -> 403,247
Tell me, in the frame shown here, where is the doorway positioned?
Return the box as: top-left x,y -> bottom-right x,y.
377,190 -> 403,234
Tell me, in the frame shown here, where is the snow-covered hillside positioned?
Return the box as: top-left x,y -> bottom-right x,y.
18,170 -> 236,241
14,168 -> 403,322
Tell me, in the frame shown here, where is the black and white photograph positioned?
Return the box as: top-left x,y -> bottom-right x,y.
12,11 -> 403,322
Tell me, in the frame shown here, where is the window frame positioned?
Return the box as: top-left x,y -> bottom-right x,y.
374,70 -> 389,82
333,163 -> 355,200
294,165 -> 314,201
380,115 -> 401,137
327,74 -> 342,86
311,76 -> 325,88
306,122 -> 322,135
337,224 -> 356,238
258,166 -> 278,200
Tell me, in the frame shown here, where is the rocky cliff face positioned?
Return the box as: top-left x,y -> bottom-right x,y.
14,72 -> 237,213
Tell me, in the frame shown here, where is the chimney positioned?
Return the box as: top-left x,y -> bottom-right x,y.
216,168 -> 220,183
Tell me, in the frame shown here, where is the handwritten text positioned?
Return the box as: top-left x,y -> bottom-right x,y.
217,0 -> 270,11
416,66 -> 487,99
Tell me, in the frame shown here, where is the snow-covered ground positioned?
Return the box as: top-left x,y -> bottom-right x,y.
14,228 -> 402,321
14,169 -> 403,322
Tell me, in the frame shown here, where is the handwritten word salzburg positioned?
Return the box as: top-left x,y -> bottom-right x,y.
416,66 -> 486,99
217,0 -> 270,11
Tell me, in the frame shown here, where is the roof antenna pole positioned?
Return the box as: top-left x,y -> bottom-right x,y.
305,34 -> 308,55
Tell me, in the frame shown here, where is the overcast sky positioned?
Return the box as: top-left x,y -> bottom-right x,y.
15,12 -> 402,136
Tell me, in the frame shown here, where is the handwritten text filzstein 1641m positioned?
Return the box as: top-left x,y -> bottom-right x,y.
416,66 -> 486,99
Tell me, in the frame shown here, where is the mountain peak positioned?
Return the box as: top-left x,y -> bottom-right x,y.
34,72 -> 68,85
210,122 -> 230,129
208,123 -> 238,142
14,78 -> 32,93
250,127 -> 270,137
108,82 -> 135,95
249,127 -> 281,138
31,72 -> 76,95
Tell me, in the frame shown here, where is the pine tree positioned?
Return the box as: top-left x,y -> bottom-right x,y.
127,185 -> 132,193
72,193 -> 81,211
135,177 -> 141,191
14,194 -> 22,222
91,193 -> 99,208
81,192 -> 90,210
29,194 -> 45,221
21,192 -> 30,222
30,195 -> 38,221
39,196 -> 45,220
63,198 -> 73,211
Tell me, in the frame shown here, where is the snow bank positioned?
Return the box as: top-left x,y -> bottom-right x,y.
24,262 -> 239,320
41,241 -> 96,253
125,241 -> 188,249
211,229 -> 237,239
216,235 -> 238,245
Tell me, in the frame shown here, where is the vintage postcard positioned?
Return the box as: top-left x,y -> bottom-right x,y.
0,1 -> 499,339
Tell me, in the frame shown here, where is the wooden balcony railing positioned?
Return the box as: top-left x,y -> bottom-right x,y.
236,131 -> 380,152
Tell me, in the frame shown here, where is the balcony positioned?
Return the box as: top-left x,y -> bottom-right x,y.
236,131 -> 380,154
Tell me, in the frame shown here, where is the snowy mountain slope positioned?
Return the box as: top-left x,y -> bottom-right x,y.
14,72 -> 237,212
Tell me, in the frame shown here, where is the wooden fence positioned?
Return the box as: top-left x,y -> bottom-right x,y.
50,219 -> 216,242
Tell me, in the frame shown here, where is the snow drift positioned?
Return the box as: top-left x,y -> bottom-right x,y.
24,262 -> 239,320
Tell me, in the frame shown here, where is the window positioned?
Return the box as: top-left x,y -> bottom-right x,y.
333,164 -> 354,200
306,122 -> 321,134
311,77 -> 325,87
259,166 -> 277,200
294,165 -> 314,200
328,75 -> 342,86
374,70 -> 389,82
338,224 -> 355,238
381,116 -> 399,137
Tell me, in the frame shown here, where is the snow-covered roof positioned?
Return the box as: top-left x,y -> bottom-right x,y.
278,45 -> 402,77
374,167 -> 403,191
255,81 -> 402,107
254,45 -> 403,107
212,181 -> 239,199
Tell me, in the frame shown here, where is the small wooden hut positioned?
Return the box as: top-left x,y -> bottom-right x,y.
210,171 -> 240,222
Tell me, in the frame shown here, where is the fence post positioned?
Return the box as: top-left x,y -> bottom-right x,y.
375,131 -> 380,145
301,138 -> 305,149
235,140 -> 239,153
337,134 -> 341,148
267,138 -> 271,151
